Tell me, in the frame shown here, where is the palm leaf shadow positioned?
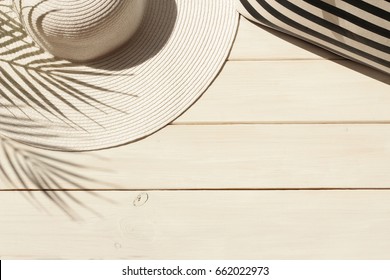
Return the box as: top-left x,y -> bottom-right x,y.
1,2 -> 127,219
0,135 -> 116,220
0,1 -> 132,132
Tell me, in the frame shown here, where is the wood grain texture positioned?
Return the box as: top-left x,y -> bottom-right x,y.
1,14 -> 389,261
176,61 -> 390,124
2,125 -> 390,190
1,190 -> 389,259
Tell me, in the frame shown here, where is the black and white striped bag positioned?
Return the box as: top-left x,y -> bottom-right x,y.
237,0 -> 390,74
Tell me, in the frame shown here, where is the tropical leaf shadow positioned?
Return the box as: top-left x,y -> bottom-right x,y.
0,1 -> 132,132
0,135 -> 116,220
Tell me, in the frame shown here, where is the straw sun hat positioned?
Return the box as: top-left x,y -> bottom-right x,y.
0,0 -> 238,151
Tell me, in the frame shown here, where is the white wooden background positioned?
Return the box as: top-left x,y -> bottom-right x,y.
1,17 -> 390,259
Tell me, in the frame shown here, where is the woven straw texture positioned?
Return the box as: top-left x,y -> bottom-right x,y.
0,0 -> 239,151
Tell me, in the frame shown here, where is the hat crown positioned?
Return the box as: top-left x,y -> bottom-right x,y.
14,0 -> 146,61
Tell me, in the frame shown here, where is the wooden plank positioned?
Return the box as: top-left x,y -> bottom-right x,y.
176,61 -> 390,124
229,17 -> 341,61
2,125 -> 390,190
1,190 -> 390,259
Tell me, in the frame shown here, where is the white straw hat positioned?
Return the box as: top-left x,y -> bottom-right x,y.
0,0 -> 238,151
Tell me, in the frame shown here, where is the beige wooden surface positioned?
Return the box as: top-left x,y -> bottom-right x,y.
3,124 -> 390,190
1,17 -> 390,259
1,191 -> 390,259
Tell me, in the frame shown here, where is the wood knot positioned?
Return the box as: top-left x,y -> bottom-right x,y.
133,192 -> 149,207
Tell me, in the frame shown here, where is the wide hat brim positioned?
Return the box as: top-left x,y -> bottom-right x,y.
0,0 -> 238,151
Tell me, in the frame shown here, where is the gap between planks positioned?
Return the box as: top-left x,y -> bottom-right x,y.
172,122 -> 390,125
2,188 -> 390,192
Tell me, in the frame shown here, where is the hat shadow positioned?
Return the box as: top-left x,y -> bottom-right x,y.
85,0 -> 178,71
249,21 -> 390,85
